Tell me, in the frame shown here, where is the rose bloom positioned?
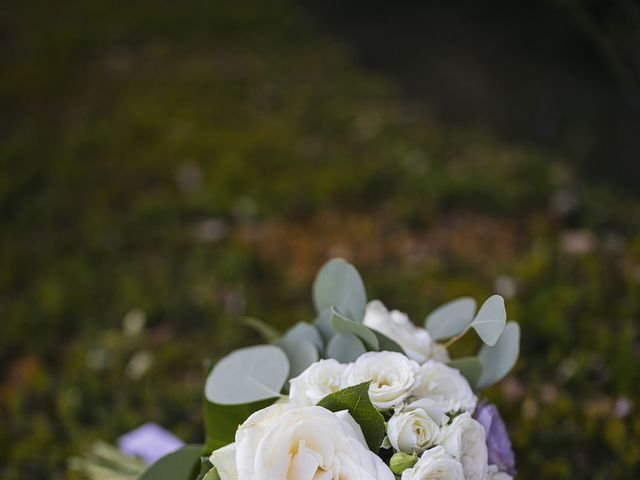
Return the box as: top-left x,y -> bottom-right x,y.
400,446 -> 464,480
411,361 -> 478,413
289,359 -> 349,406
386,406 -> 441,453
209,403 -> 394,480
437,412 -> 488,480
488,465 -> 514,480
347,351 -> 419,410
363,301 -> 449,363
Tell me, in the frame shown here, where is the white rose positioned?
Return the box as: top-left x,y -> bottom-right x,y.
210,403 -> 395,480
209,443 -> 237,480
488,465 -> 513,480
347,351 -> 419,410
401,446 -> 464,480
412,361 -> 477,413
387,407 -> 441,453
289,359 -> 349,406
364,301 -> 449,363
438,413 -> 488,480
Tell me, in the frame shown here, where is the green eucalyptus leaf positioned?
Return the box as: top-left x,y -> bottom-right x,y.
275,338 -> 319,379
471,295 -> 506,346
314,308 -> 335,343
425,297 -> 476,341
318,381 -> 386,451
241,317 -> 280,342
477,321 -> 520,389
284,322 -> 324,351
330,307 -> 379,350
205,345 -> 289,405
447,356 -> 483,390
326,333 -> 366,362
313,258 -> 367,321
371,330 -> 404,353
139,445 -> 202,480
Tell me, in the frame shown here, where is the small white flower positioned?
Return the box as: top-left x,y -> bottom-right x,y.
438,413 -> 489,480
347,351 -> 419,410
387,407 -> 441,453
412,361 -> 478,413
364,301 -> 449,363
209,403 -> 395,480
487,465 -> 514,480
289,359 -> 349,406
401,446 -> 465,480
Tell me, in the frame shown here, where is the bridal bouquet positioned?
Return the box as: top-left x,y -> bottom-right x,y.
84,258 -> 520,480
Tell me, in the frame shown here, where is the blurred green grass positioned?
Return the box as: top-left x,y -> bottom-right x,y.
1,0 -> 639,478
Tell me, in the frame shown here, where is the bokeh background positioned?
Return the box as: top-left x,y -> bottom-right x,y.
2,0 -> 640,478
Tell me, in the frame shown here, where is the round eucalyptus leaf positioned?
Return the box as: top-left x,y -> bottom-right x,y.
371,329 -> 404,354
313,258 -> 367,321
284,322 -> 324,351
330,307 -> 379,350
471,295 -> 506,346
477,321 -> 520,389
275,338 -> 319,378
326,333 -> 366,362
425,297 -> 476,341
447,356 -> 483,390
205,345 -> 289,405
314,308 -> 335,343
139,445 -> 202,480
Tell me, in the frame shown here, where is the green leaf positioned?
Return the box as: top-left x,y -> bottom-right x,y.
313,258 -> 367,321
204,398 -> 275,452
241,317 -> 280,342
318,381 -> 386,451
205,345 -> 289,405
425,297 -> 476,341
471,295 -> 506,346
284,322 -> 324,351
477,321 -> 520,389
274,338 -> 319,379
139,445 -> 202,480
326,333 -> 366,362
447,356 -> 483,389
371,329 -> 404,354
202,468 -> 221,480
330,307 -> 379,350
314,308 -> 335,343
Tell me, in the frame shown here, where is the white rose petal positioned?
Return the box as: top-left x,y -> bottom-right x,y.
488,465 -> 513,480
289,359 -> 349,406
438,413 -> 488,480
209,442 -> 237,480
401,446 -> 465,480
387,407 -> 441,453
231,403 -> 394,480
364,301 -> 449,363
347,351 -> 419,410
412,361 -> 478,413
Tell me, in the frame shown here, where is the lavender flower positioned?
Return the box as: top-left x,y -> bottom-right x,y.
474,402 -> 516,476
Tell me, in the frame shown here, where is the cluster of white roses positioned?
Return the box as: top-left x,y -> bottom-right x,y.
209,301 -> 513,480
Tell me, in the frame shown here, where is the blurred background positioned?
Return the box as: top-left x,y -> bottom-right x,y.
1,0 -> 639,478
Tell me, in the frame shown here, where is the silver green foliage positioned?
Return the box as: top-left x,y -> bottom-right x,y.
425,297 -> 476,340
204,345 -> 289,405
477,321 -> 520,389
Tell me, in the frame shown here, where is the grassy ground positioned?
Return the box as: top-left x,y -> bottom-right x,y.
1,0 -> 639,478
